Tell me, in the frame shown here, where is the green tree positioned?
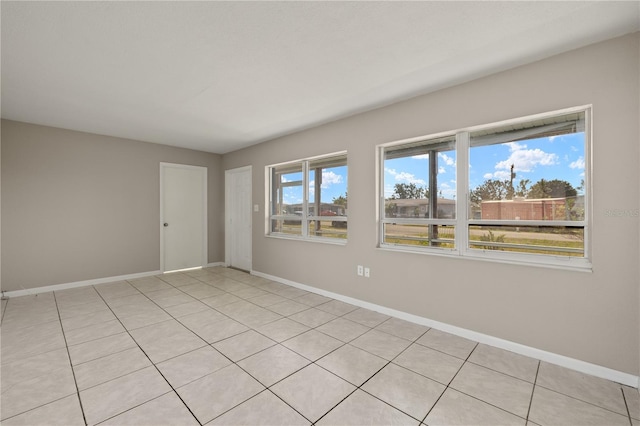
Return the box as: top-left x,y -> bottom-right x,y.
527,179 -> 577,199
391,183 -> 428,199
515,179 -> 531,198
470,179 -> 510,203
332,192 -> 347,208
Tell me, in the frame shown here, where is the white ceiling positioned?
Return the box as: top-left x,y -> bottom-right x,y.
2,1 -> 638,154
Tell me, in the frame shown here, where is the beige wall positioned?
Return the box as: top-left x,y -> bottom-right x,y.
224,33 -> 640,375
1,120 -> 224,291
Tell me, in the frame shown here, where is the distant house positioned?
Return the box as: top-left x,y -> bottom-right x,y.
385,198 -> 456,219
284,202 -> 346,216
480,196 -> 584,221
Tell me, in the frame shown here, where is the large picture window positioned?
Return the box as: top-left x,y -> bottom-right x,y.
379,107 -> 590,269
269,152 -> 347,241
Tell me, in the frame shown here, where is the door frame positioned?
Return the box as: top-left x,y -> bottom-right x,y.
160,162 -> 208,273
225,165 -> 252,271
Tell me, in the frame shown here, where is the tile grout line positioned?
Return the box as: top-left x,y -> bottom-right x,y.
182,272 -> 315,424
525,360 -> 541,423
0,297 -> 9,324
92,285 -> 205,426
420,340 -> 479,424
52,291 -> 89,426
128,270 -> 309,425
621,387 -> 634,426
534,380 -> 633,418
10,268 -> 633,425
195,276 -> 375,424
313,324 -> 432,424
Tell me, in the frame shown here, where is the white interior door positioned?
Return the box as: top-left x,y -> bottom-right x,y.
225,166 -> 252,271
161,163 -> 207,272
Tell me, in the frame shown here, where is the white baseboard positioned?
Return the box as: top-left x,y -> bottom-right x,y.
2,270 -> 162,298
252,270 -> 639,389
2,263 -> 226,298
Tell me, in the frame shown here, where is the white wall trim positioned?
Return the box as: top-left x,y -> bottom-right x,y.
2,270 -> 162,298
252,269 -> 639,388
207,262 -> 226,268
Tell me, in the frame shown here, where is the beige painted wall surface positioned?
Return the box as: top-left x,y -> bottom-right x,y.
224,33 -> 640,375
1,120 -> 224,291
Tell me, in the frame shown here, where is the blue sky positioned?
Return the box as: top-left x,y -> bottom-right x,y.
281,165 -> 348,205
384,133 -> 585,199
281,132 -> 585,205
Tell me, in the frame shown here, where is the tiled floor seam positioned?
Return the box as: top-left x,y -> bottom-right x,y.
7,268 -> 635,425
91,288 -> 206,426
419,340 -> 480,424
0,393 -> 78,424
312,329 -> 425,424
620,387 -> 634,426
262,389 -> 314,424
525,360 -> 541,423
447,345 -> 532,423
0,296 -> 8,323
52,290 -> 89,426
534,383 -> 632,418
152,273 -> 307,424
91,390 -> 182,426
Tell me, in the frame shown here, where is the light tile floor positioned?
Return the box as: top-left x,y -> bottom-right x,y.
1,266 -> 638,425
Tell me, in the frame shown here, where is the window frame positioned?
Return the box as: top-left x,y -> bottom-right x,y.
378,106 -> 592,270
267,151 -> 348,244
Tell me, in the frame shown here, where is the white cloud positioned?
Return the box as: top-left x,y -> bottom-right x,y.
483,170 -> 511,180
283,192 -> 302,205
569,157 -> 585,170
411,154 -> 429,160
320,171 -> 343,189
438,152 -> 455,166
438,167 -> 446,174
385,168 -> 426,185
384,184 -> 395,198
495,143 -> 558,173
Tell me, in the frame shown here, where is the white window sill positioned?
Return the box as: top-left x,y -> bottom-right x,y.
266,233 -> 348,246
378,243 -> 592,273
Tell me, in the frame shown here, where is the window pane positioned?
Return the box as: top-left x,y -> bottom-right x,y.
384,137 -> 456,220
308,154 -> 348,235
383,223 -> 455,248
469,112 -> 585,221
271,164 -> 303,216
468,225 -> 584,256
271,219 -> 302,236
308,219 -> 347,239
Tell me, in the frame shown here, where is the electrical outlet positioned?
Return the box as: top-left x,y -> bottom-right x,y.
364,267 -> 370,278
253,204 -> 259,212
357,265 -> 364,276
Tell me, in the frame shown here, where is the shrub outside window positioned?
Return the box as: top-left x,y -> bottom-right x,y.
379,107 -> 590,269
269,153 -> 347,242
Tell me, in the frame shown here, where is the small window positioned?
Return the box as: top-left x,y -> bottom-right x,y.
269,153 -> 347,242
379,107 -> 590,269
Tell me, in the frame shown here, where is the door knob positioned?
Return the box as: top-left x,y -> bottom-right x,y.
163,223 -> 169,227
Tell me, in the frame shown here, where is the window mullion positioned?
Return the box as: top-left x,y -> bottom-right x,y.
302,161 -> 309,237
457,131 -> 469,254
